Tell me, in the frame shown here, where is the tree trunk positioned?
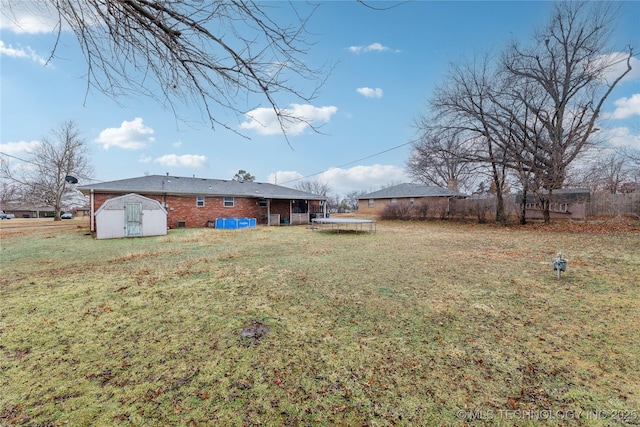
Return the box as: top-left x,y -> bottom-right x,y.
519,186 -> 528,225
490,160 -> 507,224
541,196 -> 551,224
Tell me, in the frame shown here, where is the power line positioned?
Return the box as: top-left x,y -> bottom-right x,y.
279,138 -> 419,185
0,151 -> 100,183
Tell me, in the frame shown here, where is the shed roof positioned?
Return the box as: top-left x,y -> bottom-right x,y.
360,183 -> 464,199
79,175 -> 327,200
516,188 -> 590,204
95,193 -> 167,214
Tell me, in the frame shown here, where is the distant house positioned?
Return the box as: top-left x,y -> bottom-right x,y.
358,183 -> 465,217
0,203 -> 56,218
78,174 -> 327,233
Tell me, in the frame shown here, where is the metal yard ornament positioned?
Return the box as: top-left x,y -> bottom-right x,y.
553,252 -> 568,280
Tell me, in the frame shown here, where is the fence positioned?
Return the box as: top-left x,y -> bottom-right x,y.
449,193 -> 639,220
586,193 -> 640,218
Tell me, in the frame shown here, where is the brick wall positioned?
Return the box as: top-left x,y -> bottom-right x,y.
357,197 -> 450,217
270,200 -> 291,224
92,193 -> 322,229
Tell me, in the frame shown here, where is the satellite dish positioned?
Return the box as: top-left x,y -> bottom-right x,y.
65,175 -> 78,184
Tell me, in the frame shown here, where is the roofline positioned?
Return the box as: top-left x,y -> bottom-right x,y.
79,188 -> 326,200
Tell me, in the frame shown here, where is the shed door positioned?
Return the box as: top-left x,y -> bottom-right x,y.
125,203 -> 142,237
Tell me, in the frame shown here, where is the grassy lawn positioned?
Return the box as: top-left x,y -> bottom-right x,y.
1,219 -> 639,426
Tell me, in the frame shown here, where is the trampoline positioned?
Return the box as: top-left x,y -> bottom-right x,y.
311,217 -> 376,234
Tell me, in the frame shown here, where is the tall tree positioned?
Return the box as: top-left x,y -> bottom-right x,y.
0,121 -> 93,220
414,2 -> 633,224
295,179 -> 330,197
232,170 -> 255,182
2,1 -> 326,138
502,1 -> 633,222
423,56 -> 512,223
407,127 -> 479,193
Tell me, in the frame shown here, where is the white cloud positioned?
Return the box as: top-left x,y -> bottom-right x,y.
596,53 -> 640,82
318,164 -> 409,193
267,171 -> 304,185
0,40 -> 47,65
356,87 -> 383,98
153,154 -> 208,168
270,164 -> 410,196
606,94 -> 640,119
601,127 -> 640,151
0,140 -> 39,155
240,104 -> 338,136
172,139 -> 183,148
347,42 -> 393,54
94,118 -> 155,150
0,2 -> 70,33
138,155 -> 152,164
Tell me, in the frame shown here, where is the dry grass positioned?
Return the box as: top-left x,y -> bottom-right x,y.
1,219 -> 639,426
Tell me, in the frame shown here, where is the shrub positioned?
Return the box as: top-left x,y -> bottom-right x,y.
380,201 -> 414,220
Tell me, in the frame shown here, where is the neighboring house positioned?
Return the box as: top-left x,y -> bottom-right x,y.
78,174 -> 327,233
0,203 -> 56,218
358,183 -> 465,217
515,188 -> 590,220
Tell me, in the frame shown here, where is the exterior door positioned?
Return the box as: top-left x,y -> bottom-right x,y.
124,203 -> 143,237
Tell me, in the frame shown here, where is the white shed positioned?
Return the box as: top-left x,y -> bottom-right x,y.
95,193 -> 167,239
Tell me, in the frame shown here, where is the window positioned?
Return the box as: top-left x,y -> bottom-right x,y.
368,199 -> 374,208
224,196 -> 234,207
196,196 -> 205,207
391,198 -> 397,204
410,198 -> 415,205
258,199 -> 268,207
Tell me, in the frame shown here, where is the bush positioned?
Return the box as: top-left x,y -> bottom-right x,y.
380,201 -> 414,220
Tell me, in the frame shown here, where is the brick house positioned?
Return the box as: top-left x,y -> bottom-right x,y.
358,183 -> 465,217
78,174 -> 327,233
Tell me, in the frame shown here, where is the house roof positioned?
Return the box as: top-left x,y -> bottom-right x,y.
360,183 -> 464,199
516,188 -> 590,204
78,175 -> 327,200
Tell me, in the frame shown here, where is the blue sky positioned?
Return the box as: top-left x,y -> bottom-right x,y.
2,1 -> 639,198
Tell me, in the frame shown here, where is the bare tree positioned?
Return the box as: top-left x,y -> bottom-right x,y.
295,179 -> 330,197
424,55 -> 512,223
415,2 -> 633,224
568,149 -> 630,194
0,121 -> 93,220
407,127 -> 479,193
0,181 -> 22,208
502,2 -> 633,222
344,190 -> 364,211
2,1 -> 327,139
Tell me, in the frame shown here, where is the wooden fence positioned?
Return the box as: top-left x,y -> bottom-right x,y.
449,193 -> 640,220
586,193 -> 640,218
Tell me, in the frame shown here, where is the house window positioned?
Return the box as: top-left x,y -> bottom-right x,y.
391,198 -> 397,204
410,198 -> 415,205
224,196 -> 234,207
196,196 -> 205,207
368,199 -> 374,208
258,199 -> 268,207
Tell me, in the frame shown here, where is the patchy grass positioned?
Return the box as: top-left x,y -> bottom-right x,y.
1,220 -> 639,426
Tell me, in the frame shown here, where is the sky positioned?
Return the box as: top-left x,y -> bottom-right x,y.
1,1 -> 639,198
